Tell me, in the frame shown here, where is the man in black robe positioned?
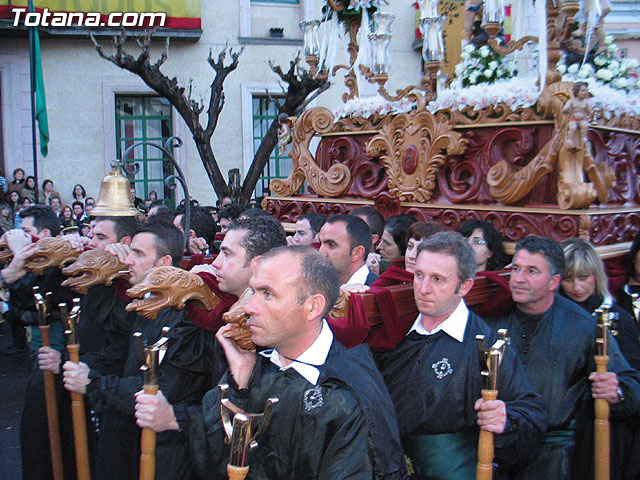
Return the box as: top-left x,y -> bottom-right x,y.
487,235 -> 640,480
377,231 -> 547,480
319,214 -> 378,286
135,245 -> 409,480
62,222 -> 212,480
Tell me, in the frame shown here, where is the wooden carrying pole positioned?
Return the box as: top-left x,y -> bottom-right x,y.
137,329 -> 170,480
594,307 -> 611,480
61,300 -> 91,480
34,288 -> 64,480
476,331 -> 508,480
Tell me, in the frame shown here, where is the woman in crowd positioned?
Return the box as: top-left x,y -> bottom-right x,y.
60,205 -> 76,229
72,183 -> 87,204
21,176 -> 38,204
145,190 -> 158,207
378,214 -> 416,261
0,203 -> 13,233
457,219 -> 508,272
9,168 -> 25,194
39,179 -> 59,205
560,237 -> 640,480
560,238 -> 640,369
8,190 -> 20,215
404,221 -> 448,274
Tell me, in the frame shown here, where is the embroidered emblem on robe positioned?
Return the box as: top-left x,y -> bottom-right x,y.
432,357 -> 453,379
303,385 -> 324,411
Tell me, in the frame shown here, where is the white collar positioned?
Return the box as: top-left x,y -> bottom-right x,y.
259,320 -> 333,385
345,263 -> 370,286
408,300 -> 468,343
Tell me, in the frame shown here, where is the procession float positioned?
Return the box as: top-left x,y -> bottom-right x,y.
263,0 -> 640,264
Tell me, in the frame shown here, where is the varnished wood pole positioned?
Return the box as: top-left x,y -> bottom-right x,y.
139,384 -> 159,480
476,389 -> 497,480
67,343 -> 91,480
227,464 -> 250,480
594,355 -> 610,480
40,324 -> 64,480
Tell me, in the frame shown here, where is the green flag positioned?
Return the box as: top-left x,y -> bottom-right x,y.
29,0 -> 49,157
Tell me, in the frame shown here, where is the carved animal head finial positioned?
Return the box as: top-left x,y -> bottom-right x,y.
221,287 -> 254,351
125,266 -> 221,320
62,249 -> 130,294
24,238 -> 82,275
328,288 -> 350,319
0,233 -> 13,265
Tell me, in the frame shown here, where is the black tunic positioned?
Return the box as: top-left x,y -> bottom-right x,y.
179,340 -> 409,480
86,307 -> 213,480
488,295 -> 640,480
377,310 -> 547,474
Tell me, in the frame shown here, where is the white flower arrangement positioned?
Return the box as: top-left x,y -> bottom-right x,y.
568,79 -> 640,121
427,76 -> 540,114
450,44 -> 517,88
334,95 -> 417,120
558,36 -> 640,92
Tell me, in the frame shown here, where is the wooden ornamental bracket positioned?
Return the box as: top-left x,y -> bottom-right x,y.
366,111 -> 467,202
24,238 -> 82,275
270,107 -> 351,198
487,82 -> 614,208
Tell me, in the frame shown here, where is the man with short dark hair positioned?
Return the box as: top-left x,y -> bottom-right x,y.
349,206 -> 385,246
63,222 -> 210,480
378,231 -> 547,479
135,246 -> 409,480
319,214 -> 377,286
173,206 -> 217,254
288,212 -> 326,246
488,235 -> 640,479
217,204 -> 245,233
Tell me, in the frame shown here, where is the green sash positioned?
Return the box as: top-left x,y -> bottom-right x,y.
403,431 -> 477,480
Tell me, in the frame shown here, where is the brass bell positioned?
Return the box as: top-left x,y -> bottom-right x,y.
90,161 -> 140,217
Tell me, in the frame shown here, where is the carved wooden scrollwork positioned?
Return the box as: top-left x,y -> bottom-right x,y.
221,288 -> 254,351
366,111 -> 467,202
270,107 -> 351,198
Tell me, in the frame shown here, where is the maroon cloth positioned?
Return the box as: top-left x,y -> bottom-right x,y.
114,278 -> 132,303
310,241 -> 321,250
605,256 -> 627,300
214,233 -> 226,241
467,270 -> 514,319
181,254 -> 217,271
186,271 -> 238,332
329,265 -> 416,352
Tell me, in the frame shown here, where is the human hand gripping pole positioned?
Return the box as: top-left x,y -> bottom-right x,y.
135,328 -> 171,480
219,384 -> 279,480
61,299 -> 91,480
594,307 -> 611,480
34,286 -> 64,480
475,329 -> 508,480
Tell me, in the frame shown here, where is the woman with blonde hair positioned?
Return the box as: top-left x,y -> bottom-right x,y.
560,238 -> 640,480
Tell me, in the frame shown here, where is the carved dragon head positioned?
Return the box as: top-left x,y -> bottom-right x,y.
62,249 -> 130,295
24,238 -> 82,276
126,266 -> 221,320
221,287 -> 254,351
0,233 -> 13,265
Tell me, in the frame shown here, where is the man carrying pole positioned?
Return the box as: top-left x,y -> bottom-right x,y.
376,231 -> 547,479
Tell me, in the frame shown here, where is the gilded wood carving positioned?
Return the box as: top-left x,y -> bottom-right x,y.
126,266 -> 221,319
0,233 -> 12,264
270,107 -> 351,198
366,111 -> 467,202
62,249 -> 129,294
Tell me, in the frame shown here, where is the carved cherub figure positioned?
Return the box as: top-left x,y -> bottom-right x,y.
563,82 -> 592,150
277,113 -> 296,153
